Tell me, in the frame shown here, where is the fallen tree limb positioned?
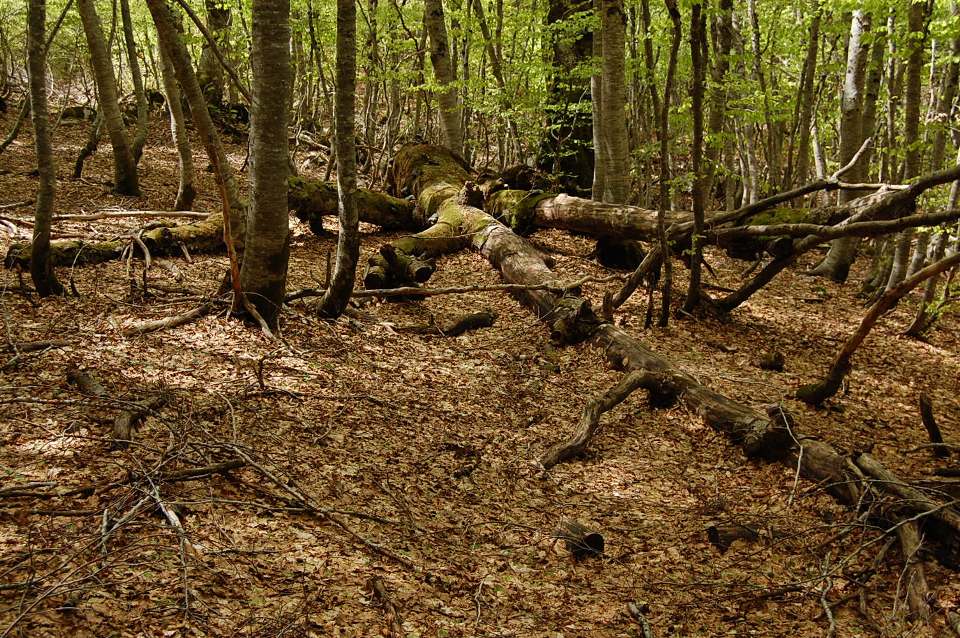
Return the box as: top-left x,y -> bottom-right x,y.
797,252 -> 960,405
288,176 -> 421,232
53,210 -> 208,221
920,393 -> 950,460
120,302 -> 217,337
540,370 -> 674,468
285,275 -> 623,303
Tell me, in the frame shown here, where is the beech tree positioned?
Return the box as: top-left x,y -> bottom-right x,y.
238,0 -> 291,328
26,0 -> 62,296
76,0 -> 140,195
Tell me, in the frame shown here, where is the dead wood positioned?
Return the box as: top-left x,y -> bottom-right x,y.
112,395 -> 165,447
540,370 -> 676,468
554,519 -> 604,559
4,340 -> 70,353
395,310 -> 497,337
919,393 -> 949,459
895,521 -> 933,621
379,144 -> 793,460
5,214 -> 227,269
368,577 -> 404,638
797,253 -> 960,405
288,176 -> 421,232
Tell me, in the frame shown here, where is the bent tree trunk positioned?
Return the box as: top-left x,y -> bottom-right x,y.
77,0 -> 140,195
27,0 -> 63,296
797,251 -> 960,406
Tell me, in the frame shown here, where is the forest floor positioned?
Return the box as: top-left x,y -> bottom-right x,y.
0,108 -> 958,638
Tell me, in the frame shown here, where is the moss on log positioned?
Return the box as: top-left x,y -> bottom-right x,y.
377,143 -> 792,457
287,176 -> 420,233
4,214 -> 226,269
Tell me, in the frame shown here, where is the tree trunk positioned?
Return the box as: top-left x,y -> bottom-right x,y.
238,0 -> 291,328
682,2 -> 706,312
784,10 -> 819,191
27,0 -> 63,296
147,0 -> 245,248
158,38 -> 196,211
77,0 -> 140,196
599,0 -> 628,204
120,0 -> 149,163
886,0 -> 929,291
316,0 -> 361,319
197,0 -> 230,106
590,0 -> 605,200
539,0 -> 594,193
424,0 -> 464,155
809,10 -> 870,282
703,0 -> 732,200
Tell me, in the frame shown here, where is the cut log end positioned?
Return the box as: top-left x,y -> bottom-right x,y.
554,519 -> 604,560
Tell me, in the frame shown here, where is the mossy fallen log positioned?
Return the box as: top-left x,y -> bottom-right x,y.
287,176 -> 420,233
376,143 -> 792,457
4,213 -> 226,269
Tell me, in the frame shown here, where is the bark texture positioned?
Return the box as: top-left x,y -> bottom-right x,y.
317,0 -> 361,318
77,0 -> 140,195
26,0 -> 63,296
239,0 -> 292,328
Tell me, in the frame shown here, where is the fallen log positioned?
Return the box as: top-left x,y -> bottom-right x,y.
4,213 -> 226,268
379,144 -> 792,456
287,176 -> 421,233
379,144 -> 960,576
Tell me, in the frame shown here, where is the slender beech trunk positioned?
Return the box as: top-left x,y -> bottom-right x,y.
147,0 -> 245,247
599,0 -> 629,204
810,10 -> 870,282
317,0 -> 361,318
158,41 -> 196,210
886,0 -> 929,291
657,0 -> 681,326
703,0 -> 732,201
77,0 -> 139,195
120,0 -> 148,163
239,0 -> 291,328
27,0 -> 63,297
591,0 -> 605,199
424,0 -> 464,155
784,9 -> 819,191
683,2 -> 706,312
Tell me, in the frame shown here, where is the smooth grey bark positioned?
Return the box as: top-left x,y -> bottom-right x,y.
77,0 -> 140,195
147,0 -> 245,247
599,0 -> 629,204
810,10 -> 870,282
317,0 -> 361,318
120,0 -> 148,163
591,0 -> 605,199
27,0 -> 63,296
424,0 -> 464,155
784,9 -> 819,190
158,41 -> 196,210
239,0 -> 291,328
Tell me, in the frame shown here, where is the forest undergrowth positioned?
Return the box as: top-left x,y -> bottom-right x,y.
0,110 -> 958,637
